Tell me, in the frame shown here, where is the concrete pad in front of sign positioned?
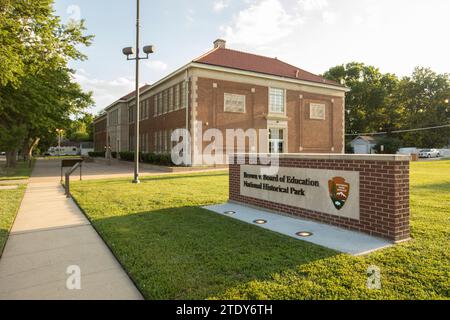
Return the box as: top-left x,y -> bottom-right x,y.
204,203 -> 393,256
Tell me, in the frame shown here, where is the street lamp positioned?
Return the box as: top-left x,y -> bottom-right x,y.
123,0 -> 155,184
56,129 -> 63,157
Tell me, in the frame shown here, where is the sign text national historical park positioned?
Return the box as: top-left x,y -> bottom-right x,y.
240,165 -> 361,220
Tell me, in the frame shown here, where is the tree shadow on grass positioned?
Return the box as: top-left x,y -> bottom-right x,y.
0,228 -> 9,258
412,181 -> 450,192
90,206 -> 338,300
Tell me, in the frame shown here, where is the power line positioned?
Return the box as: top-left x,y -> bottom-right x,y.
346,123 -> 450,136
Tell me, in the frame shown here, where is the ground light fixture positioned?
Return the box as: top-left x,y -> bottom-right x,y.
253,219 -> 268,225
296,231 -> 313,237
223,211 -> 236,215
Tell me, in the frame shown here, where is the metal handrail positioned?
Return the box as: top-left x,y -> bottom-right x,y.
64,162 -> 82,198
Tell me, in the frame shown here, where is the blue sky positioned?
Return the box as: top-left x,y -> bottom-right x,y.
54,0 -> 450,114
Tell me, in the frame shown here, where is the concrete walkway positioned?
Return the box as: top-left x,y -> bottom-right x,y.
205,203 -> 393,256
0,160 -> 143,300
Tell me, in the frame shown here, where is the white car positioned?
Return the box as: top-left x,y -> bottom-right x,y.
418,149 -> 440,158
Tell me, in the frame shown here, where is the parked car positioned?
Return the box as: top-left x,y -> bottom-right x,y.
418,149 -> 440,158
397,147 -> 419,156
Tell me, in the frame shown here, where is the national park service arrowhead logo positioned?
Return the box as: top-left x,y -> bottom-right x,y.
328,177 -> 350,210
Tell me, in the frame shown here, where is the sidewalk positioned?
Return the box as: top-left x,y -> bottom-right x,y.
0,160 -> 143,300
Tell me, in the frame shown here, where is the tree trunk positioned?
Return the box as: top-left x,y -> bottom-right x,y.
22,138 -> 40,162
5,149 -> 18,168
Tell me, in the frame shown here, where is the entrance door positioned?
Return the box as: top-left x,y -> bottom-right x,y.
269,128 -> 285,153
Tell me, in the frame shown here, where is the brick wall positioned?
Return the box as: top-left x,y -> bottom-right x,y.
229,155 -> 410,242
196,77 -> 344,155
93,116 -> 107,152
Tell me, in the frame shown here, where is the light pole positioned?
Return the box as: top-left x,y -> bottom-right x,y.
56,129 -> 63,157
123,0 -> 155,184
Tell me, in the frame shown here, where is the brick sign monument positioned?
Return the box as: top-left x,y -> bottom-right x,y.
229,154 -> 411,242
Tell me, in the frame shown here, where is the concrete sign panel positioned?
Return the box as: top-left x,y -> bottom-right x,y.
240,165 -> 360,220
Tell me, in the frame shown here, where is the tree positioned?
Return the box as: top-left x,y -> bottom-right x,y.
323,62 -> 399,137
0,0 -> 94,166
65,113 -> 94,142
395,68 -> 450,148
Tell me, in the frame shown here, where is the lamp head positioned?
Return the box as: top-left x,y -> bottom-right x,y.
143,45 -> 155,54
122,47 -> 135,56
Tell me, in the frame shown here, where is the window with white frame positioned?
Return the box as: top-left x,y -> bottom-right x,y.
163,90 -> 168,114
180,82 -> 187,109
174,84 -> 180,110
169,87 -> 174,112
154,131 -> 157,152
163,130 -> 167,152
129,106 -> 135,123
158,131 -> 162,153
109,110 -> 119,125
269,128 -> 285,153
269,88 -> 285,114
158,93 -> 163,115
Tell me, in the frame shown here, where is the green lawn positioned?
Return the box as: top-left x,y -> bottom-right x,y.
0,160 -> 34,181
71,161 -> 450,300
0,185 -> 26,256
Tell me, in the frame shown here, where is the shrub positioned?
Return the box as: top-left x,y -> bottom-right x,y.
345,142 -> 354,154
111,152 -> 118,159
374,137 -> 402,154
141,153 -> 174,166
119,151 -> 135,162
88,151 -> 105,158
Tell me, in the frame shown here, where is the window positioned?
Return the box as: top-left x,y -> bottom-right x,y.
140,99 -> 149,120
163,130 -> 167,152
180,82 -> 187,109
269,88 -> 285,114
159,131 -> 163,153
109,110 -> 119,125
269,128 -> 285,154
129,106 -> 135,123
154,95 -> 157,117
129,135 -> 135,151
158,92 -> 163,115
163,90 -> 168,114
169,87 -> 174,112
174,84 -> 180,110
224,93 -> 246,113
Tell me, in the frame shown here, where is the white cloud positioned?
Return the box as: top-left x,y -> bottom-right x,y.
222,0 -> 303,47
145,60 -> 168,72
353,15 -> 364,25
73,69 -> 135,111
322,11 -> 337,24
297,0 -> 328,11
186,9 -> 195,23
213,0 -> 230,12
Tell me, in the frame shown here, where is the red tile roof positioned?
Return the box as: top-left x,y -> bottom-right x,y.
194,48 -> 342,87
